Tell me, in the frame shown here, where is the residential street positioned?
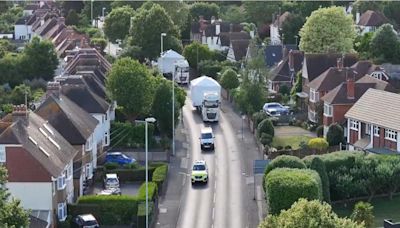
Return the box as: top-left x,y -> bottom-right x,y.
157,90 -> 264,228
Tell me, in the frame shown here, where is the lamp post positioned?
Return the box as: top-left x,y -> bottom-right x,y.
241,115 -> 246,140
136,117 -> 156,228
102,7 -> 106,19
295,35 -> 298,47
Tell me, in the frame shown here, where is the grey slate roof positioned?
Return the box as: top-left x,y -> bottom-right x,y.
61,84 -> 109,114
345,89 -> 400,131
0,112 -> 77,177
35,94 -> 98,145
265,44 -> 298,67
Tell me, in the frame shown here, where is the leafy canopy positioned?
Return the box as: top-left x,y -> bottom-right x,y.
104,6 -> 136,42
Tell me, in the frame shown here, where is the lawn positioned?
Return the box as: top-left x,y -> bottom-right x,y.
333,195 -> 400,227
271,135 -> 313,150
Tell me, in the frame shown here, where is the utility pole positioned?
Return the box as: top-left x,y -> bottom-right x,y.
91,0 -> 93,26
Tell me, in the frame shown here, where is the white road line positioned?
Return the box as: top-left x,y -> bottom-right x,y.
180,158 -> 188,169
214,181 -> 217,190
213,193 -> 216,203
212,207 -> 215,220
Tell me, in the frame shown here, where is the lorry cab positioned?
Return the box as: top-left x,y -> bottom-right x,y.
174,60 -> 190,84
202,92 -> 220,122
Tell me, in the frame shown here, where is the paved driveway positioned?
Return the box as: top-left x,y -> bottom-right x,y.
90,182 -> 141,195
274,126 -> 317,137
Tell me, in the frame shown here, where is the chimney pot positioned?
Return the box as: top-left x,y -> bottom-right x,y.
337,58 -> 343,71
12,104 -> 29,125
46,81 -> 61,99
346,68 -> 355,99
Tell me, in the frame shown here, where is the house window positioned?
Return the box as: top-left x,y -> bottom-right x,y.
0,145 -> 5,163
374,126 -> 380,136
366,124 -> 371,135
57,202 -> 67,221
323,104 -> 333,117
385,129 -> 397,142
350,120 -> 359,131
57,173 -> 66,190
308,109 -> 317,123
309,89 -> 319,103
85,136 -> 92,151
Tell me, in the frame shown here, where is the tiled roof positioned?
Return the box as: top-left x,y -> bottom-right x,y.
308,67 -> 361,92
231,39 -> 250,61
61,84 -> 109,114
350,60 -> 382,76
55,73 -> 106,99
358,10 -> 389,27
219,32 -> 250,47
35,94 -> 98,145
270,50 -> 304,82
345,89 -> 400,131
0,111 -> 77,177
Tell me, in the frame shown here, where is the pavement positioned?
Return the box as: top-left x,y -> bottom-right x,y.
156,92 -> 266,228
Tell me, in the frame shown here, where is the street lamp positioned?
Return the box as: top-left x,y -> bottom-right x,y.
241,115 -> 246,140
135,117 -> 156,228
102,7 -> 106,19
295,35 -> 299,47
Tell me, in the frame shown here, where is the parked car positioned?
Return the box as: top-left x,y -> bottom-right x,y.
199,127 -> 215,150
103,173 -> 120,189
191,160 -> 208,184
97,187 -> 121,196
71,214 -> 99,228
263,102 -> 290,116
105,152 -> 136,166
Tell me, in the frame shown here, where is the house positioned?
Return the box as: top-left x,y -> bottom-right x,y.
14,15 -> 37,40
268,50 -> 303,93
270,11 -> 291,45
345,89 -> 400,153
351,60 -> 389,81
35,82 -> 99,200
227,39 -> 250,62
0,105 -> 77,226
55,73 -> 107,99
264,44 -> 298,67
356,10 -> 389,34
321,75 -> 397,136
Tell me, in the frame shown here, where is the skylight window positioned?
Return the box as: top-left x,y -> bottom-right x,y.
49,137 -> 61,150
29,136 -> 38,145
43,124 -> 54,135
39,128 -> 48,138
39,146 -> 50,157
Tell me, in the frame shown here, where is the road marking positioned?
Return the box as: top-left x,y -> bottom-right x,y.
159,208 -> 167,213
182,175 -> 186,186
214,181 -> 217,190
212,207 -> 215,220
180,158 -> 187,169
213,193 -> 216,203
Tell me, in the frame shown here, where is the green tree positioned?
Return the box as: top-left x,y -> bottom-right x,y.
104,6 -> 135,42
219,68 -> 239,90
307,138 -> 329,150
309,157 -> 331,203
383,1 -> 400,27
111,0 -> 143,10
151,80 -> 180,137
106,58 -> 154,121
257,119 -> 274,138
290,72 -> 302,101
243,1 -> 280,25
10,84 -> 32,105
281,14 -> 305,44
131,4 -> 181,60
23,37 -> 58,81
326,123 -> 345,146
0,53 -> 24,87
0,166 -> 30,227
183,42 -> 212,69
299,6 -> 356,53
189,2 -> 220,20
259,198 -> 364,228
141,1 -> 189,31
90,38 -> 107,54
370,24 -> 399,63
0,39 -> 16,58
354,32 -> 373,59
351,201 -> 374,228
352,0 -> 384,15
65,9 -> 80,25
236,80 -> 267,115
220,5 -> 246,23
0,6 -> 23,33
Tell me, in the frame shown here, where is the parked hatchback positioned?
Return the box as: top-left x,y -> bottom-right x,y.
71,214 -> 99,228
103,173 -> 120,189
105,152 -> 136,166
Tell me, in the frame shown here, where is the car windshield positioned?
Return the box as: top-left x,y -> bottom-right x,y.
201,133 -> 213,139
204,101 -> 218,108
83,220 -> 98,226
107,178 -> 118,183
193,164 -> 206,171
268,104 -> 281,109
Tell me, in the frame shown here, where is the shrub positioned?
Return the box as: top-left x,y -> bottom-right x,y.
351,201 -> 374,228
309,157 -> 331,203
316,125 -> 324,137
220,68 -> 240,90
152,164 -> 168,189
76,195 -> 138,225
317,151 -> 363,172
105,167 -> 156,183
276,145 -> 283,150
104,162 -> 119,170
326,123 -> 345,146
137,182 -> 158,201
260,133 -> 273,146
137,201 -> 155,228
265,168 -> 323,215
279,84 -> 290,96
252,111 -> 268,130
284,145 -> 292,150
257,118 -> 274,138
307,138 -> 329,150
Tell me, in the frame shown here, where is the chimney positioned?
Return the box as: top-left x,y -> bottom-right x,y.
288,50 -> 294,71
46,81 -> 61,99
57,17 -> 65,25
356,12 -> 360,24
12,105 -> 29,126
337,58 -> 343,71
40,18 -> 45,26
346,68 -> 355,100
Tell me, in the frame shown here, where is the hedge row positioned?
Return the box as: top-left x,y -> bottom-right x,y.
152,164 -> 168,189
137,182 -> 158,202
265,168 -> 322,215
105,167 -> 156,183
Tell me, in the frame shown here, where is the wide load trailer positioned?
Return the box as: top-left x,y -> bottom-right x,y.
190,76 -> 221,122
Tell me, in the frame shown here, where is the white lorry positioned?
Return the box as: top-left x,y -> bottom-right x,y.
190,76 -> 221,122
173,59 -> 190,84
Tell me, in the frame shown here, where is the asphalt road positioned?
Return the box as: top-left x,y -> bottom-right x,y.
176,94 -> 246,228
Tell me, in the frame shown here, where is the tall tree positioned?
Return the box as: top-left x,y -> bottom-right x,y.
299,6 -> 356,54
189,2 -> 220,21
0,166 -> 30,227
281,14 -> 305,44
0,53 -> 24,87
370,23 -> 400,63
103,6 -> 135,43
106,58 -> 154,121
140,1 -> 189,31
183,42 -> 212,69
259,199 -> 364,228
131,4 -> 181,60
65,9 -> 80,26
354,32 -> 374,60
220,5 -> 246,24
22,37 -> 58,81
243,1 -> 280,25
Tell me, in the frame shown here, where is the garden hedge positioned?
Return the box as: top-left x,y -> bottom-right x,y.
257,118 -> 274,138
137,182 -> 158,202
307,138 -> 329,150
317,151 -> 363,172
74,195 -> 138,225
105,167 -> 156,183
310,156 -> 331,203
152,164 -> 168,189
265,168 -> 323,215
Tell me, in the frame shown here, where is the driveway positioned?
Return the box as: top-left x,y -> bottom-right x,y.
274,126 -> 317,137
90,182 -> 141,195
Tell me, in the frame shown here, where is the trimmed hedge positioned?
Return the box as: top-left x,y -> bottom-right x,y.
318,151 -> 363,172
152,164 -> 168,189
74,195 -> 138,225
310,156 -> 331,203
105,167 -> 156,183
137,201 -> 155,228
257,118 -> 274,138
265,168 -> 323,215
137,182 -> 158,201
